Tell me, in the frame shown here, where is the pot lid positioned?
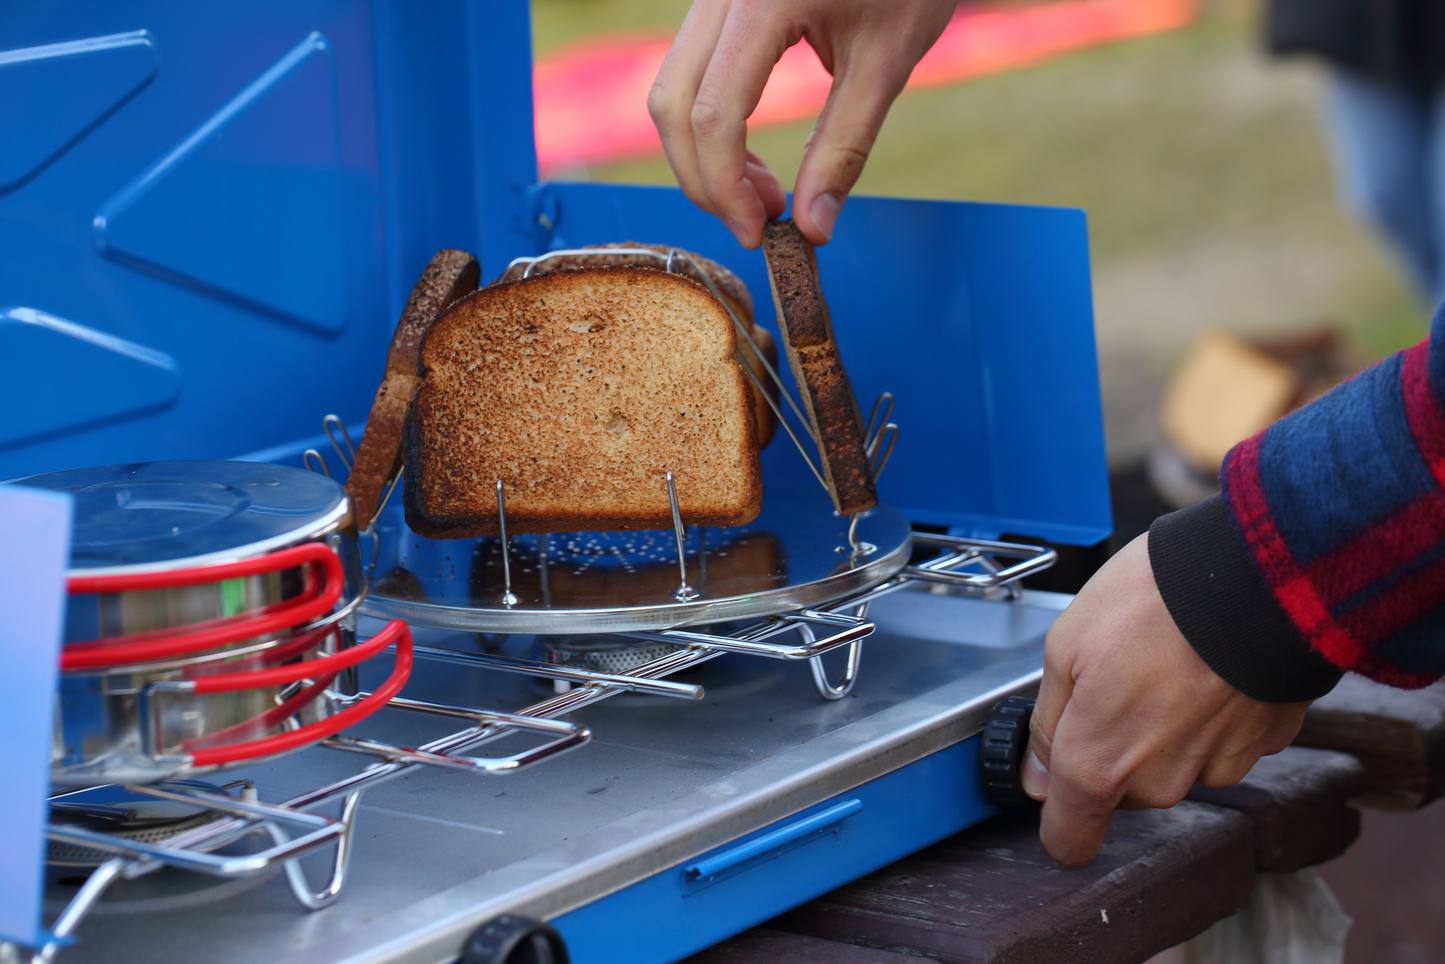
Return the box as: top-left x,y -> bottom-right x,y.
7,461 -> 350,575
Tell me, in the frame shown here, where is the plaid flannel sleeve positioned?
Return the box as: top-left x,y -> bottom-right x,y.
1146,304 -> 1445,701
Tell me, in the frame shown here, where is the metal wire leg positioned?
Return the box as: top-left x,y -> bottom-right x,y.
271,790 -> 362,910
34,858 -> 129,963
799,623 -> 862,701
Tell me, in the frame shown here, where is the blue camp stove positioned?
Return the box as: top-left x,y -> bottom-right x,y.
2,2 -> 1110,962
39,589 -> 1066,964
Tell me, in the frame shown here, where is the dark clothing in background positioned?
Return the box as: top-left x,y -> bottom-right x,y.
1268,0 -> 1445,85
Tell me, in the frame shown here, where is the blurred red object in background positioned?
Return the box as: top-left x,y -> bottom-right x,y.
534,0 -> 1197,174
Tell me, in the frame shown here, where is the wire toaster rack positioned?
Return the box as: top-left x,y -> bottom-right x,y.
22,249 -> 1058,962
304,244 -> 1060,703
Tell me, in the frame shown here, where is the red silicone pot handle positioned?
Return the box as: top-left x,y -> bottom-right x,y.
183,671 -> 340,752
186,622 -> 394,694
187,620 -> 412,768
67,541 -> 338,594
62,544 -> 344,672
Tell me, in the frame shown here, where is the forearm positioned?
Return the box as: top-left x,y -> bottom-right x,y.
1150,306 -> 1445,694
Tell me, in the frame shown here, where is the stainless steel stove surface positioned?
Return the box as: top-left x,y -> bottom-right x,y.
46,586 -> 1064,964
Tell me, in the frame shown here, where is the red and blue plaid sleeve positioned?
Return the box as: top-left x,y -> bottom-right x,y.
1221,309 -> 1445,689
1147,305 -> 1445,701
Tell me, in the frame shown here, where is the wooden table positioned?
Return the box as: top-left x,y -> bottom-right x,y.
684,678 -> 1445,964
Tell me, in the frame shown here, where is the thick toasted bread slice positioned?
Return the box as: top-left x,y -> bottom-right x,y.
762,219 -> 878,516
496,242 -> 779,448
403,267 -> 762,537
347,249 -> 480,530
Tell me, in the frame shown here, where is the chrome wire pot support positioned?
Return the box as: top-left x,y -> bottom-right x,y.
36,667 -> 594,964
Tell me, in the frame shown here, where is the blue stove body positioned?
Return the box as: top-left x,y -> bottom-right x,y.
1,3 -> 1109,962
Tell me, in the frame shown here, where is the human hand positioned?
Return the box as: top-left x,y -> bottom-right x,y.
648,0 -> 956,248
1021,532 -> 1311,866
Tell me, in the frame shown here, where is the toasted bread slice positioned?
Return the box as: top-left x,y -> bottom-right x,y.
347,250 -> 480,530
403,267 -> 762,537
762,220 -> 878,516
496,242 -> 779,448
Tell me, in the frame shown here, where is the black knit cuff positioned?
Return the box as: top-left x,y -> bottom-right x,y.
1148,493 -> 1343,703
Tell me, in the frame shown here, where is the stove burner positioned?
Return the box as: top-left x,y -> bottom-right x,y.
535,635 -> 684,676
47,785 -> 237,868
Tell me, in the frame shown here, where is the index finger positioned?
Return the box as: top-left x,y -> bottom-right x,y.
691,8 -> 799,246
650,0 -> 732,215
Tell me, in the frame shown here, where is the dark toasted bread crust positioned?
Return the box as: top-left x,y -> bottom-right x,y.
348,249 -> 480,530
404,267 -> 763,538
494,242 -> 754,323
762,220 -> 878,516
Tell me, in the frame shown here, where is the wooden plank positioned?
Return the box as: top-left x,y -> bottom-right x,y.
1293,676 -> 1445,811
770,803 -> 1254,964
1186,745 -> 1363,871
683,928 -> 920,963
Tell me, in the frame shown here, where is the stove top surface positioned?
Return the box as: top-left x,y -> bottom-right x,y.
46,586 -> 1064,964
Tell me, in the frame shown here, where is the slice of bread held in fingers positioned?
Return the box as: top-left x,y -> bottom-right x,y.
496,242 -> 780,448
403,266 -> 762,538
762,219 -> 878,517
347,249 -> 480,531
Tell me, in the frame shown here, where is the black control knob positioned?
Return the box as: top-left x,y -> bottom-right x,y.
979,695 -> 1042,812
462,915 -> 569,964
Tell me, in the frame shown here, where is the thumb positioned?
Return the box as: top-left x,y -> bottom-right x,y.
1025,643 -> 1075,800
791,47 -> 911,245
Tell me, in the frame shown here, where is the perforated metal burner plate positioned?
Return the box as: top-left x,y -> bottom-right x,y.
359,481 -> 913,633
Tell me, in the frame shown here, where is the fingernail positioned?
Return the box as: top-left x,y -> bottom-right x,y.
1021,749 -> 1049,799
808,192 -> 841,242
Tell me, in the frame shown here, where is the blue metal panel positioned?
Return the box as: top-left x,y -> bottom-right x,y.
367,0 -> 539,320
531,182 -> 1111,545
94,32 -> 350,334
551,736 -> 997,964
0,0 -> 539,482
0,30 -> 159,195
0,3 -> 390,478
0,307 -> 179,450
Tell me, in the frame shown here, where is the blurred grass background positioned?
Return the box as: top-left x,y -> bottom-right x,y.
531,0 -> 1429,465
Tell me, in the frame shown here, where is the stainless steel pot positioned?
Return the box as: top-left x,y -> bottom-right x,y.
47,460 -> 359,645
12,461 -> 409,786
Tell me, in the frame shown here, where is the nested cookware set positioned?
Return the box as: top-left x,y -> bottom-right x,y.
19,460 -> 413,788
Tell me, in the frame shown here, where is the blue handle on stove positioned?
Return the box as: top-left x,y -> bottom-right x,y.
684,799 -> 864,882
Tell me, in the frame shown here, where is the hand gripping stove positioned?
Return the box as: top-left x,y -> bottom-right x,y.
0,3 -> 1110,963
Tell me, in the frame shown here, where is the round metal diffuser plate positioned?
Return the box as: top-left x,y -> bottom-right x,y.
361,481 -> 912,633
535,636 -> 686,674
9,461 -> 351,576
